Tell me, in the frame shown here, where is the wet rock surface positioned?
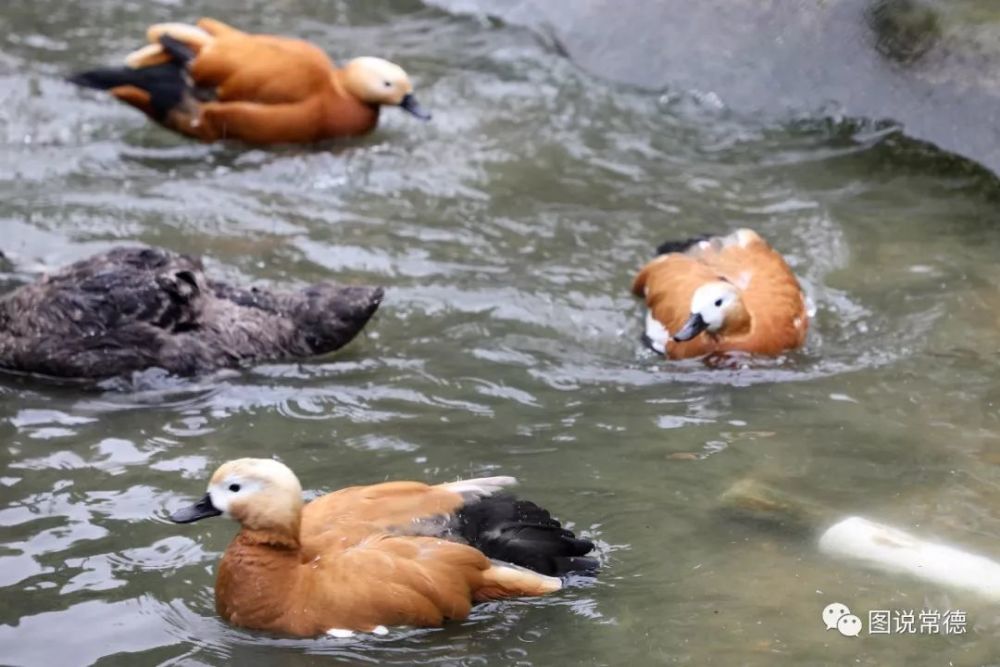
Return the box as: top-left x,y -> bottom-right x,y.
429,0 -> 1000,173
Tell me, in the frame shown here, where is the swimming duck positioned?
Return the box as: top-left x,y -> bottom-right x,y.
0,247 -> 382,379
169,458 -> 596,637
68,18 -> 430,144
631,229 -> 808,359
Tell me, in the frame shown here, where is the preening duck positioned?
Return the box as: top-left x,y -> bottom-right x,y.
169,458 -> 597,637
69,18 -> 431,144
631,229 -> 808,359
0,247 -> 382,379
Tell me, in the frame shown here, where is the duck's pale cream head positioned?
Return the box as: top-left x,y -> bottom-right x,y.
342,57 -> 431,120
673,280 -> 749,342
170,458 -> 303,535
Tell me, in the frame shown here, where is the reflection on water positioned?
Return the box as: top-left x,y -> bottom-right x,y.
2,0 -> 1000,664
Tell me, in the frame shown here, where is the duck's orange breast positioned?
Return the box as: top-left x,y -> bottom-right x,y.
633,231 -> 808,359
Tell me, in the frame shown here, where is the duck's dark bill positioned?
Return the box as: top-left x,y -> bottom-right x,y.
170,493 -> 222,523
673,313 -> 708,342
399,93 -> 431,120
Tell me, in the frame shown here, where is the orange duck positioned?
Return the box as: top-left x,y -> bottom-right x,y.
169,458 -> 596,637
69,19 -> 430,144
631,229 -> 808,359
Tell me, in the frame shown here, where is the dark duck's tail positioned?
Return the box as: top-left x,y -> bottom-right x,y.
210,281 -> 385,358
296,284 -> 385,355
456,494 -> 597,576
68,35 -> 197,121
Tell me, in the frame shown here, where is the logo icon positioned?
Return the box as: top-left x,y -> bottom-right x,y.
837,614 -> 863,637
822,602 -> 863,637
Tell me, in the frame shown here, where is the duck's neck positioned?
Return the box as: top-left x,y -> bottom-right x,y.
215,529 -> 303,630
327,70 -> 381,136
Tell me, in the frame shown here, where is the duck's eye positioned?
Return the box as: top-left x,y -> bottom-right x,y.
383,80 -> 392,88
228,483 -> 241,493
714,298 -> 723,307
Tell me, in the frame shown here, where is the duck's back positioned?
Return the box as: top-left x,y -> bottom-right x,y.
0,246 -> 383,379
0,247 -> 208,378
192,31 -> 336,104
696,232 -> 807,353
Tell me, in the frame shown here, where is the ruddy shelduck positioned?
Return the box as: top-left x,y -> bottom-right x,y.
69,18 -> 431,144
631,229 -> 808,359
169,458 -> 596,637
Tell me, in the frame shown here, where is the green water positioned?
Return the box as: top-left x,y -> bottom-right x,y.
2,0 -> 1000,664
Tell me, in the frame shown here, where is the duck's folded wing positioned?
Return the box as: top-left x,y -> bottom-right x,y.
187,30 -> 335,104
125,18 -> 240,67
124,23 -> 214,69
302,477 -> 517,535
300,531 -> 558,631
683,229 -> 778,286
302,478 -> 596,577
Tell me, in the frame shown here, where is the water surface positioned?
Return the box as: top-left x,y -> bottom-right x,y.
2,1 -> 1000,664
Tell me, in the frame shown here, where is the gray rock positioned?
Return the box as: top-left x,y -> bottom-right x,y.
430,0 -> 1000,173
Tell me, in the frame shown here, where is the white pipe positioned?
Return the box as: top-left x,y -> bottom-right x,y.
818,516 -> 1000,601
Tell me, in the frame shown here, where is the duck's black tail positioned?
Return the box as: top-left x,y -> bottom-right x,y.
68,36 -> 196,121
456,494 -> 597,576
655,234 -> 718,256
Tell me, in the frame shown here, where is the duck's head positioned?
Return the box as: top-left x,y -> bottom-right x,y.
673,280 -> 750,342
342,57 -> 431,120
170,458 -> 303,537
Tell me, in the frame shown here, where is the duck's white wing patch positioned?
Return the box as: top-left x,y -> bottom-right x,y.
721,228 -> 760,248
441,476 -> 518,501
326,628 -> 355,638
327,625 -> 390,638
644,309 -> 669,355
490,561 -> 563,592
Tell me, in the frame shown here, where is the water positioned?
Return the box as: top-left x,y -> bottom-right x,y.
2,0 -> 1000,664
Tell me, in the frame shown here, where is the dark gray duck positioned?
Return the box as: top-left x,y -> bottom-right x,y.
0,247 -> 383,379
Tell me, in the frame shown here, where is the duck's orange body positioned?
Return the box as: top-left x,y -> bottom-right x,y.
632,229 -> 808,359
176,20 -> 378,142
70,19 -> 430,144
170,460 -> 595,637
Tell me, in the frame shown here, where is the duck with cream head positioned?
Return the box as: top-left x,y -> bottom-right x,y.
68,18 -> 430,144
631,229 -> 808,359
169,458 -> 596,637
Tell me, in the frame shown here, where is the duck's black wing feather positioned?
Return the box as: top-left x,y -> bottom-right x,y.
454,494 -> 597,576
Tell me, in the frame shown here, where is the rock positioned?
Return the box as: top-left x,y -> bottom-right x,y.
429,0 -> 1000,174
